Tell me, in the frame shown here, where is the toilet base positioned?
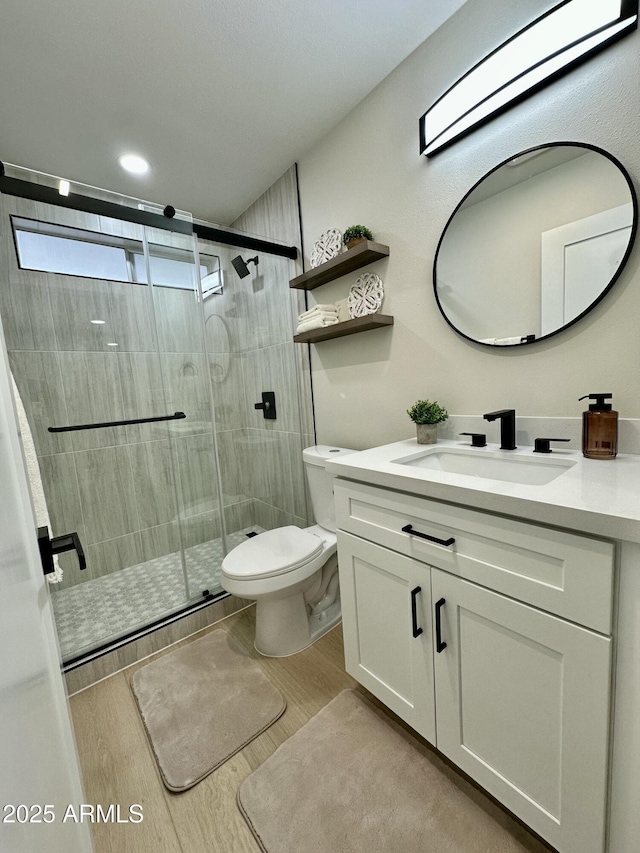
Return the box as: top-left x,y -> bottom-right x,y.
254,593 -> 342,658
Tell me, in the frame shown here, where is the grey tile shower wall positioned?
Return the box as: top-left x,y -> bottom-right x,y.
208,351 -> 245,432
236,252 -> 297,352
230,165 -> 314,527
7,350 -> 72,455
215,428 -> 252,505
231,165 -> 313,441
138,522 -> 181,563
0,274 -> 58,351
198,234 -> 311,533
244,429 -> 300,515
154,287 -> 205,354
198,239 -> 255,532
223,500 -> 256,536
232,166 -> 301,245
57,351 -> 126,452
241,342 -> 301,432
75,445 -> 139,545
0,194 -> 220,590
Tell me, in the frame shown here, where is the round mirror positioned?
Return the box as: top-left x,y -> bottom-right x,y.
433,142 -> 637,346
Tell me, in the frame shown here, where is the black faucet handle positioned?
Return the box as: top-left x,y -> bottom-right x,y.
459,432 -> 487,447
533,437 -> 570,454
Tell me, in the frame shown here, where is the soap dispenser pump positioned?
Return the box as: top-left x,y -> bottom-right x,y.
578,393 -> 618,459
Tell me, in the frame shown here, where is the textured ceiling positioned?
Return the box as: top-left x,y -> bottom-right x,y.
0,0 -> 467,224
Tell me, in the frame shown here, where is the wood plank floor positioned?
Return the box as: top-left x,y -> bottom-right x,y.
70,606 -> 550,853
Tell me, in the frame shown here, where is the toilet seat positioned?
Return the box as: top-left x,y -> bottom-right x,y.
222,526 -> 324,581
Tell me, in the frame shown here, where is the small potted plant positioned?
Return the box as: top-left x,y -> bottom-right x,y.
407,399 -> 448,445
343,225 -> 374,250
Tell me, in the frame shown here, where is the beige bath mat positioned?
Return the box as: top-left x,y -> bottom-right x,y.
238,689 -> 547,853
131,630 -> 285,792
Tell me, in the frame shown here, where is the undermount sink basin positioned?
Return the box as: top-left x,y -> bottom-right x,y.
392,446 -> 576,486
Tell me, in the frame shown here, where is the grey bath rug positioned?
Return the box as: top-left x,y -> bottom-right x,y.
131,630 -> 285,792
238,689 -> 547,853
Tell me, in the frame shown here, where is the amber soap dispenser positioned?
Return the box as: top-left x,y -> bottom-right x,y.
579,393 -> 618,459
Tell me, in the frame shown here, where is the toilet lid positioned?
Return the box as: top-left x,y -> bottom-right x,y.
222,526 -> 324,580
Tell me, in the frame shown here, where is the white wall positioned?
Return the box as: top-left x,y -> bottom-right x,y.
297,0 -> 640,449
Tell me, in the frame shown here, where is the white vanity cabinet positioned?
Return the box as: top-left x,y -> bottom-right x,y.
335,478 -> 614,853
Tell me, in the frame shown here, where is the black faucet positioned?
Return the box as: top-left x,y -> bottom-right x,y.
483,409 -> 517,450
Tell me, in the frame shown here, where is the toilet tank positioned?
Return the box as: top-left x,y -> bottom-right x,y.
303,445 -> 355,532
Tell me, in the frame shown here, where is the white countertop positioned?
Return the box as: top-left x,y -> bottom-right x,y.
326,438 -> 640,543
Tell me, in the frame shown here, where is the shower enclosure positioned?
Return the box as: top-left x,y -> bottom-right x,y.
0,165 -> 310,665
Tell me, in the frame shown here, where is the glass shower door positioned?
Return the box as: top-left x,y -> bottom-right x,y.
0,164 -> 311,665
141,217 -> 228,605
0,182 -> 208,662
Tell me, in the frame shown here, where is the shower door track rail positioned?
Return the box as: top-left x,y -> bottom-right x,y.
0,172 -> 192,235
62,589 -> 231,674
48,411 -> 186,433
193,222 -> 298,260
0,165 -> 298,259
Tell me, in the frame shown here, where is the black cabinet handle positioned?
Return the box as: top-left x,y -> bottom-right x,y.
402,524 -> 455,547
38,526 -> 86,575
411,586 -> 423,638
435,597 -> 447,653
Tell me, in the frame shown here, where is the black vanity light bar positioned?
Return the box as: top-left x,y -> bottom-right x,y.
420,0 -> 638,157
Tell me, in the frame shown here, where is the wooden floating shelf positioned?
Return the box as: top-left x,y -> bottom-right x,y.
290,240 -> 390,290
293,314 -> 394,343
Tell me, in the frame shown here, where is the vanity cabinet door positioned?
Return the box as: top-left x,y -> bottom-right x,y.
338,531 -> 436,743
431,568 -> 611,853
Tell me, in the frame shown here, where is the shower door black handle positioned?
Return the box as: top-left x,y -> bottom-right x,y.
38,526 -> 86,575
254,391 -> 277,420
48,411 -> 186,433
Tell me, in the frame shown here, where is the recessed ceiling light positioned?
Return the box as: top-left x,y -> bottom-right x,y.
90,319 -> 106,325
118,154 -> 150,175
107,342 -> 119,347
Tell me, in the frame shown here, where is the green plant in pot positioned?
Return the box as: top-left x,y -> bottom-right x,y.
407,399 -> 448,445
343,225 -> 374,250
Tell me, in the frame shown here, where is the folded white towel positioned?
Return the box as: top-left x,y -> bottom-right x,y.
297,311 -> 339,327
298,303 -> 337,318
296,316 -> 340,334
297,315 -> 338,330
297,304 -> 338,322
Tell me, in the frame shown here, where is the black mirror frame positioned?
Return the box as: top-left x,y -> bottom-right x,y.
432,141 -> 639,347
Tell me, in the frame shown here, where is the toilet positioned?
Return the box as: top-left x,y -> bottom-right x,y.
221,445 -> 354,656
